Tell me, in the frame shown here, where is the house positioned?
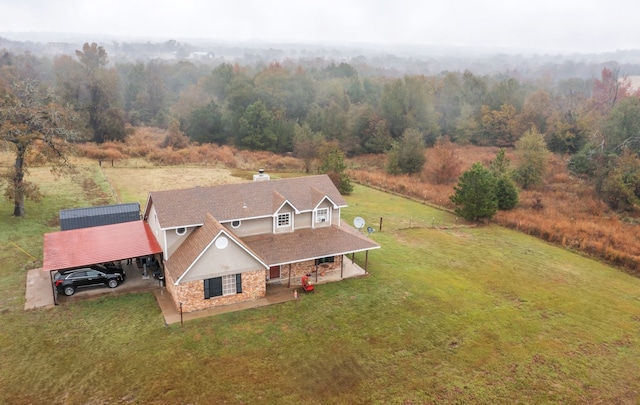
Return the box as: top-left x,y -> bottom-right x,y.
144,174 -> 380,313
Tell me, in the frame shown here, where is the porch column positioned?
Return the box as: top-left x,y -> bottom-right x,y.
340,254 -> 344,279
365,250 -> 369,273
288,264 -> 292,288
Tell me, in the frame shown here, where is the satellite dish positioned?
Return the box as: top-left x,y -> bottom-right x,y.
353,217 -> 365,229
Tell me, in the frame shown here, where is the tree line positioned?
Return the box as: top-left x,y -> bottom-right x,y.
2,42 -> 640,216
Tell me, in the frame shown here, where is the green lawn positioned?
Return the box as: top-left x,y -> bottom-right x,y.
1,164 -> 640,404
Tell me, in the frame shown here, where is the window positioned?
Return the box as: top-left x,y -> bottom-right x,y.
316,208 -> 329,223
277,212 -> 290,227
231,220 -> 241,228
315,256 -> 335,265
176,227 -> 187,236
204,274 -> 243,299
222,274 -> 236,295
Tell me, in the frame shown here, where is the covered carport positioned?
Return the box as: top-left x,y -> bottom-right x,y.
40,220 -> 163,305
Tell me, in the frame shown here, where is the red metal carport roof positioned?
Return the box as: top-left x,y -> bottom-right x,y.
42,220 -> 162,272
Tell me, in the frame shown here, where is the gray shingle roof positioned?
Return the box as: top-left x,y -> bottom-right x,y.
147,175 -> 347,229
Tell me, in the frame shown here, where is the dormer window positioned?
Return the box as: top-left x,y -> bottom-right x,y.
316,208 -> 329,223
277,213 -> 290,227
231,220 -> 241,228
176,227 -> 187,236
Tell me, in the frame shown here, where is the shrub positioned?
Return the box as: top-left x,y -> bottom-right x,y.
450,162 -> 498,221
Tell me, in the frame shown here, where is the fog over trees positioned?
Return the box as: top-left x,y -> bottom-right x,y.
3,36 -> 640,213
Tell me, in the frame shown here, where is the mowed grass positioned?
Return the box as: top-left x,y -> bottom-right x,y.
1,162 -> 640,404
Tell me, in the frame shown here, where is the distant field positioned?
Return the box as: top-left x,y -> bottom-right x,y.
102,165 -> 239,206
1,161 -> 640,404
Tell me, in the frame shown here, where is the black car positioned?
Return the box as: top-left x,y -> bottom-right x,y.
54,264 -> 126,296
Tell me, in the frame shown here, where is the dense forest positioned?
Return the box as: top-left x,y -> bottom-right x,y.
3,39 -> 640,216
4,38 -> 640,273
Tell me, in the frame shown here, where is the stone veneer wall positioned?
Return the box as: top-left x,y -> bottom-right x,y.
271,255 -> 344,282
165,269 -> 266,313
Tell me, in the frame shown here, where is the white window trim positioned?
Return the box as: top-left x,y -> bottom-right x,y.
316,208 -> 329,223
222,274 -> 236,296
277,212 -> 291,228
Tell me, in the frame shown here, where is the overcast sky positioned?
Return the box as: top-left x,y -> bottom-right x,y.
1,0 -> 638,53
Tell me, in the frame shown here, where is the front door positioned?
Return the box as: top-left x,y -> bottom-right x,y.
269,266 -> 281,279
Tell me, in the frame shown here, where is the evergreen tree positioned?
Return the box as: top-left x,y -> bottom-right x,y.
567,142 -> 600,176
186,101 -> 226,144
596,148 -> 640,211
236,100 -> 277,151
320,144 -> 353,194
386,128 -> 426,174
489,148 -> 510,176
450,162 -> 498,221
489,148 -> 519,210
495,176 -> 519,210
386,141 -> 401,175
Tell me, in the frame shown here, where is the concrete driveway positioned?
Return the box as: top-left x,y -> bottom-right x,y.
24,262 -> 162,309
24,268 -> 55,310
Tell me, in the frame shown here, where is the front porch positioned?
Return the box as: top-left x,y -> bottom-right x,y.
154,259 -> 369,324
266,255 -> 369,289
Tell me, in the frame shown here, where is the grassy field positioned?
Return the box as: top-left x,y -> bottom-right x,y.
1,162 -> 640,404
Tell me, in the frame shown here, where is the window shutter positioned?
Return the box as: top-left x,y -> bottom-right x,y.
236,273 -> 242,294
210,277 -> 223,297
204,277 -> 223,299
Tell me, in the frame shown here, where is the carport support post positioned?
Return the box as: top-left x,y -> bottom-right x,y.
340,255 -> 344,279
50,271 -> 58,306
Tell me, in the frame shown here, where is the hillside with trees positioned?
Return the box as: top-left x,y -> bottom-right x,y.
2,39 -> 640,273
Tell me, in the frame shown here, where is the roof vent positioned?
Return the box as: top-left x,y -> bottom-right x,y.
253,169 -> 270,182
